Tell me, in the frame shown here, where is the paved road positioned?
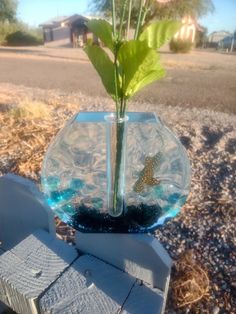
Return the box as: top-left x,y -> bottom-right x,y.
0,50 -> 236,114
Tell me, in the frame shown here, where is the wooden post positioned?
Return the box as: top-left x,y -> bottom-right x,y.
0,174 -> 55,251
39,253 -> 166,314
0,174 -> 171,313
0,230 -> 78,314
76,232 -> 172,292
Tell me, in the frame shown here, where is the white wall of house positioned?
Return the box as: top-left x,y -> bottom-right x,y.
174,16 -> 197,43
43,26 -> 71,47
53,26 -> 70,41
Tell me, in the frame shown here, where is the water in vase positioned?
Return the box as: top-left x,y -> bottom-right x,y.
41,112 -> 190,233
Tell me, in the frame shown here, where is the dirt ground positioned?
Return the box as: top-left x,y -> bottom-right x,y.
0,46 -> 235,114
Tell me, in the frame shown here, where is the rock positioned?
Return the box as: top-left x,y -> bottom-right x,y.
213,306 -> 220,314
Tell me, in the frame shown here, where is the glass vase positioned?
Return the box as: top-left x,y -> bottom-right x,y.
41,112 -> 191,233
105,113 -> 128,217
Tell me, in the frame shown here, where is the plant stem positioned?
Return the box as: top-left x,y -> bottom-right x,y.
126,0 -> 133,40
141,5 -> 148,27
141,0 -> 152,28
111,0 -> 120,114
111,0 -> 117,37
134,0 -> 145,39
110,0 -> 127,217
114,48 -> 120,114
112,117 -> 126,215
122,99 -> 127,116
119,0 -> 128,40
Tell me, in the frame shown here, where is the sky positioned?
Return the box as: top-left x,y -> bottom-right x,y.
17,0 -> 236,34
199,0 -> 236,34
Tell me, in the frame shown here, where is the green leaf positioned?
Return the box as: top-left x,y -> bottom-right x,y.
84,44 -> 116,98
87,19 -> 114,51
118,40 -> 165,99
139,20 -> 181,50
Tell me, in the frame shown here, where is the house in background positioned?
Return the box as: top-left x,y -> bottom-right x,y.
218,33 -> 236,52
174,16 -> 203,43
207,31 -> 232,48
40,14 -> 97,48
40,14 -> 205,48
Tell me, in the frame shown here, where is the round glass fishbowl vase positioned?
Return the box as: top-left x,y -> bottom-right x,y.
41,112 -> 191,233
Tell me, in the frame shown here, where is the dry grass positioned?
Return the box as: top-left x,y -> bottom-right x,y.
0,98 -> 78,181
170,250 -> 210,310
9,99 -> 52,119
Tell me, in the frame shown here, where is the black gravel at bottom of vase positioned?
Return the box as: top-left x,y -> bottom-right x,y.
71,202 -> 162,233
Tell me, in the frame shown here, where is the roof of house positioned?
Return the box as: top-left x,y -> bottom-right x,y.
39,16 -> 69,27
208,31 -> 232,43
208,30 -> 232,37
40,15 -> 87,28
39,14 -> 102,28
63,14 -> 89,26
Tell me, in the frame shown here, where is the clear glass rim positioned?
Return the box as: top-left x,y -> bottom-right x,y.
104,113 -> 129,123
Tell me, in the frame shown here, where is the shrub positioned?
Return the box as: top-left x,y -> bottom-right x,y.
169,39 -> 192,53
0,21 -> 43,46
6,30 -> 43,46
0,21 -> 21,45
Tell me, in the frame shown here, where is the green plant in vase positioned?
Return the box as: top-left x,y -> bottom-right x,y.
84,0 -> 181,217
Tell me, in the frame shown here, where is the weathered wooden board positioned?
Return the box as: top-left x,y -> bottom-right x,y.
76,232 -> 172,291
0,174 -> 55,251
122,281 -> 164,314
0,287 -> 9,314
0,173 -> 171,313
0,231 -> 169,314
0,229 -> 78,314
39,254 -> 136,314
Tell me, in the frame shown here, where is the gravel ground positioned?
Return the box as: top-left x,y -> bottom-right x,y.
0,83 -> 235,313
67,95 -> 236,314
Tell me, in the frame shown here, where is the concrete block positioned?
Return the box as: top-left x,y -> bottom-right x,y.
0,229 -> 78,314
0,174 -> 55,251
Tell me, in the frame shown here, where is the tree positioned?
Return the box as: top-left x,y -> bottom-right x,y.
89,0 -> 214,24
0,0 -> 18,23
150,0 -> 214,19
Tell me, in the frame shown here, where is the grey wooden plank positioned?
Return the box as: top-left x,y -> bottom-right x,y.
76,232 -> 172,291
12,229 -> 75,264
121,281 -> 164,314
39,254 -> 136,314
0,174 -> 55,251
0,229 -> 78,314
0,284 -> 16,314
0,285 -> 9,313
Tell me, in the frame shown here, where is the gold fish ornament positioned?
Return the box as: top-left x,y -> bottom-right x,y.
133,153 -> 162,193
